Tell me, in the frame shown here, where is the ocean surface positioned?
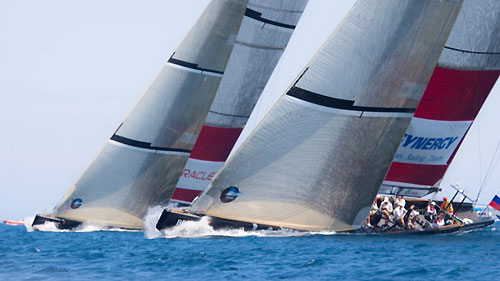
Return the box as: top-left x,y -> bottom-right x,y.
1,214 -> 500,281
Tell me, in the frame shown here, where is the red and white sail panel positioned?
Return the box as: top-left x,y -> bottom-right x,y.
170,0 -> 309,205
380,0 -> 500,197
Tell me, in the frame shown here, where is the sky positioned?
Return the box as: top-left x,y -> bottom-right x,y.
1,1 -> 499,220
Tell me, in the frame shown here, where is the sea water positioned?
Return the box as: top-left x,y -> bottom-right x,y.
1,214 -> 499,281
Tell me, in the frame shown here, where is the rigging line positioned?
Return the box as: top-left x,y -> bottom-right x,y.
481,141 -> 500,197
474,141 -> 500,206
473,121 -> 482,207
485,146 -> 500,196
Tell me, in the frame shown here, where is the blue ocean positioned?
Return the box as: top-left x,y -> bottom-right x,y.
1,216 -> 500,281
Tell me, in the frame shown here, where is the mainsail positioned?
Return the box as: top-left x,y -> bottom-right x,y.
169,0 -> 309,206
380,0 -> 500,198
52,0 -> 248,229
190,0 -> 462,231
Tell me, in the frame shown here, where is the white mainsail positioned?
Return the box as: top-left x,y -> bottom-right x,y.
380,0 -> 500,198
190,0 -> 463,231
170,0 -> 309,206
52,0 -> 248,229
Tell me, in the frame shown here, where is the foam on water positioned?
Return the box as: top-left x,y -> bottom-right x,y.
143,206 -> 336,239
143,205 -> 167,238
22,215 -> 138,233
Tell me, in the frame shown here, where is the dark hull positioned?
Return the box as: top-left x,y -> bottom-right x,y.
155,209 -> 202,230
32,214 -> 82,230
209,216 -> 281,231
156,209 -> 280,231
156,209 -> 495,235
460,219 -> 495,231
360,224 -> 461,235
355,219 -> 494,235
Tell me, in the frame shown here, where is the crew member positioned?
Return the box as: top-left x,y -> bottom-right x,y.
393,203 -> 407,228
380,197 -> 393,225
441,197 -> 454,213
425,201 -> 437,222
394,195 -> 406,209
441,196 -> 454,223
407,205 -> 419,229
366,198 -> 381,227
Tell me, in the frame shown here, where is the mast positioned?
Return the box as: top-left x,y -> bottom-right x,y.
380,0 -> 500,198
52,0 -> 248,229
169,0 -> 309,206
190,0 -> 463,231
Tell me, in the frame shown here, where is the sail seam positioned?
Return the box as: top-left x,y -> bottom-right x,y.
244,8 -> 296,29
235,40 -> 285,51
444,46 -> 500,55
247,3 -> 305,14
287,86 -> 416,113
208,110 -> 250,119
110,134 -> 191,154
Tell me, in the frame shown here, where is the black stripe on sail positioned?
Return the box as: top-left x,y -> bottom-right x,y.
168,56 -> 224,75
245,8 -> 295,29
444,46 -> 500,55
287,86 -> 416,113
110,134 -> 191,153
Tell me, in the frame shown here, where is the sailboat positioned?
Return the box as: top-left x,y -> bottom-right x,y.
380,0 -> 500,198
32,0 -> 249,230
156,0 -> 463,232
169,0 -> 309,207
375,0 -> 499,232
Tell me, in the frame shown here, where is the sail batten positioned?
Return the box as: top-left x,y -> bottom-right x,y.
244,8 -> 297,29
110,134 -> 192,154
287,86 -> 416,113
167,56 -> 225,76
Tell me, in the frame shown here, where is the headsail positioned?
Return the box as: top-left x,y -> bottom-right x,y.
52,0 -> 248,229
169,0 -> 309,206
190,0 -> 462,231
380,0 -> 500,198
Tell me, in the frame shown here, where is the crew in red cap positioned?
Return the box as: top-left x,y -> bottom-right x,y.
440,196 -> 454,223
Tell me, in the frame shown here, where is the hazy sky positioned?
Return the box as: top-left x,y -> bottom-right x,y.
1,1 -> 498,220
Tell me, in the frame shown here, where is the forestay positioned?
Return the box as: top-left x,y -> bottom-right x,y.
191,0 -> 463,231
169,0 -> 309,206
52,0 -> 248,229
380,0 -> 500,198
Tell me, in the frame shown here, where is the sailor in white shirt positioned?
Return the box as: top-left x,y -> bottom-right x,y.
393,204 -> 407,227
394,195 -> 406,209
425,201 -> 437,222
380,197 -> 393,224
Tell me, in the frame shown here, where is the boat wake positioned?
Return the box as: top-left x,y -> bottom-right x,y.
22,216 -> 138,233
143,206 -> 336,239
